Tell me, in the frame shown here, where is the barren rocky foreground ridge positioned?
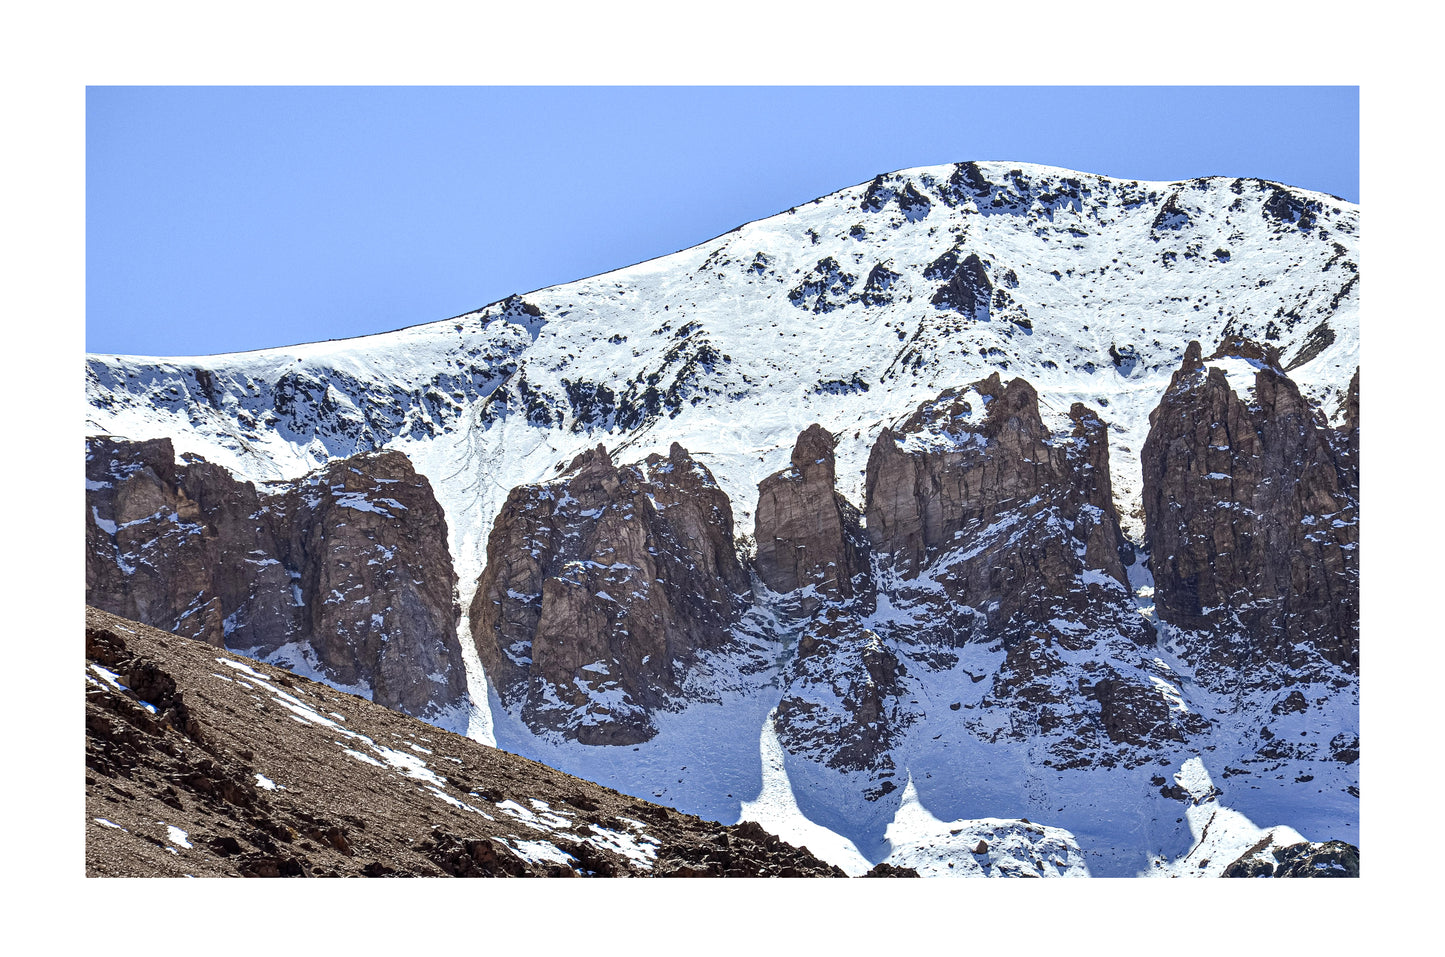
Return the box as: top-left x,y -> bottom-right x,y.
85,606 -> 886,877
86,161 -> 1360,876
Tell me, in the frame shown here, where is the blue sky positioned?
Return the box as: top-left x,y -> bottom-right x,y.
86,86 -> 1358,357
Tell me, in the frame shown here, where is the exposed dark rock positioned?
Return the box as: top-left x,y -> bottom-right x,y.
754,424 -> 873,616
897,183 -> 932,221
607,332 -> 734,431
864,375 -> 1138,643
1085,670 -> 1184,747
1272,690 -> 1308,715
86,436 -> 288,651
855,376 -> 1176,766
1151,191 -> 1191,232
280,451 -> 467,719
942,161 -> 994,204
469,443 -> 749,744
860,174 -> 893,212
1207,332 -> 1283,368
1141,340 -> 1358,682
1223,838 -> 1359,878
774,606 -> 913,780
864,861 -> 921,877
85,437 -> 467,722
788,257 -> 857,313
930,253 -> 993,320
856,262 -> 901,307
924,245 -> 964,281
1109,342 -> 1139,376
479,363 -> 564,428
1329,732 -> 1360,765
1262,187 -> 1321,232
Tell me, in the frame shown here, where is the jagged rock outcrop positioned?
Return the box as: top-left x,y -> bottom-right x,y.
469,442 -> 749,745
279,451 -> 467,719
930,252 -> 993,320
856,376 -> 1186,769
1222,837 -> 1360,878
87,436 -> 296,651
86,437 -> 468,722
773,606 -> 913,795
1141,340 -> 1359,681
766,376 -> 1187,790
864,374 -> 1143,648
754,424 -> 872,616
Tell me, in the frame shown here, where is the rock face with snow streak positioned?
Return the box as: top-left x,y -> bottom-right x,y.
87,436 -> 294,650
754,423 -> 873,616
773,606 -> 912,796
865,376 -> 1201,769
469,442 -> 750,745
278,451 -> 467,719
865,374 -> 1141,650
764,375 -> 1196,797
1142,339 -> 1359,683
86,437 -> 468,722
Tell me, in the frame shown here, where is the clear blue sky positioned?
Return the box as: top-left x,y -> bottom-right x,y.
86,86 -> 1358,357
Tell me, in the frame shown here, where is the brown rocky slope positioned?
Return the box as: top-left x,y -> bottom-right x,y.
86,606 -> 906,878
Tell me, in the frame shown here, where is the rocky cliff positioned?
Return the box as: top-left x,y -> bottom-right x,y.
864,374 -> 1139,648
754,423 -> 873,616
280,451 -> 468,721
1142,340 -> 1359,684
86,437 -> 468,723
87,436 -> 296,651
469,442 -> 750,744
753,374 -> 1199,831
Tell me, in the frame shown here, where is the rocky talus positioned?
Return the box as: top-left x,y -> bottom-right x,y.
86,438 -> 468,722
1222,838 -> 1360,878
1141,340 -> 1359,683
469,442 -> 750,745
85,607 -> 877,878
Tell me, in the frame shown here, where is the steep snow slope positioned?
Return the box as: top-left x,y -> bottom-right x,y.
86,161 -> 1359,875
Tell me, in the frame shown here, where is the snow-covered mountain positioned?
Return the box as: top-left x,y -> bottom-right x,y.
86,161 -> 1359,877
